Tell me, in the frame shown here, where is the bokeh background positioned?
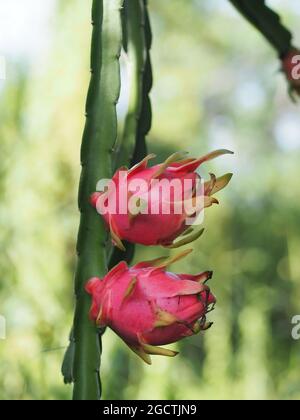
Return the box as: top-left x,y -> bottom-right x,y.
1,0 -> 300,400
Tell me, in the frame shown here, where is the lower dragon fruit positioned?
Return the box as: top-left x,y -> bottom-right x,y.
86,249 -> 216,364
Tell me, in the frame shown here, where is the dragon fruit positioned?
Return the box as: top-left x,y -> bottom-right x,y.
86,249 -> 216,364
91,150 -> 233,249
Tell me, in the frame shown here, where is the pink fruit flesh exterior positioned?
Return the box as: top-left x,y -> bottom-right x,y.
91,151 -> 232,247
86,259 -> 216,363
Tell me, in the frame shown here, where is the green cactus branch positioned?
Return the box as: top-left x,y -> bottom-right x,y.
63,0 -> 153,399
228,0 -> 293,56
114,0 -> 147,170
63,0 -> 124,400
109,0 -> 152,269
132,0 -> 152,163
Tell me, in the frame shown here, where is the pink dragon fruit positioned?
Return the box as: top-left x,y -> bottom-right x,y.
282,48 -> 300,96
91,150 -> 233,250
86,249 -> 216,364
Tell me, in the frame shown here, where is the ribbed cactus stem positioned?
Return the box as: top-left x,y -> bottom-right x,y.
114,0 -> 147,170
133,0 -> 152,163
109,0 -> 152,269
229,0 -> 292,56
65,0 -> 123,401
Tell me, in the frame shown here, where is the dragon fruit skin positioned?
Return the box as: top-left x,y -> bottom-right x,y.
91,151 -> 233,249
86,250 -> 216,364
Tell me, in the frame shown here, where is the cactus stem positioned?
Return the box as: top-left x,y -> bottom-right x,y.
62,0 -> 124,400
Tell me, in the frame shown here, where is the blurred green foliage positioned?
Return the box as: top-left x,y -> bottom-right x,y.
1,0 -> 300,400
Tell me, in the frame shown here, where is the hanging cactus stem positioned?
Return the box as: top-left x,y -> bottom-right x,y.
132,0 -> 153,164
228,1 -> 300,98
114,0 -> 147,170
62,0 -> 124,400
228,0 -> 292,56
108,0 -> 153,269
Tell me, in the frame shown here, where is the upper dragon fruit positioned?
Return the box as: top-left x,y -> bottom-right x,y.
86,249 -> 216,364
91,150 -> 233,249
